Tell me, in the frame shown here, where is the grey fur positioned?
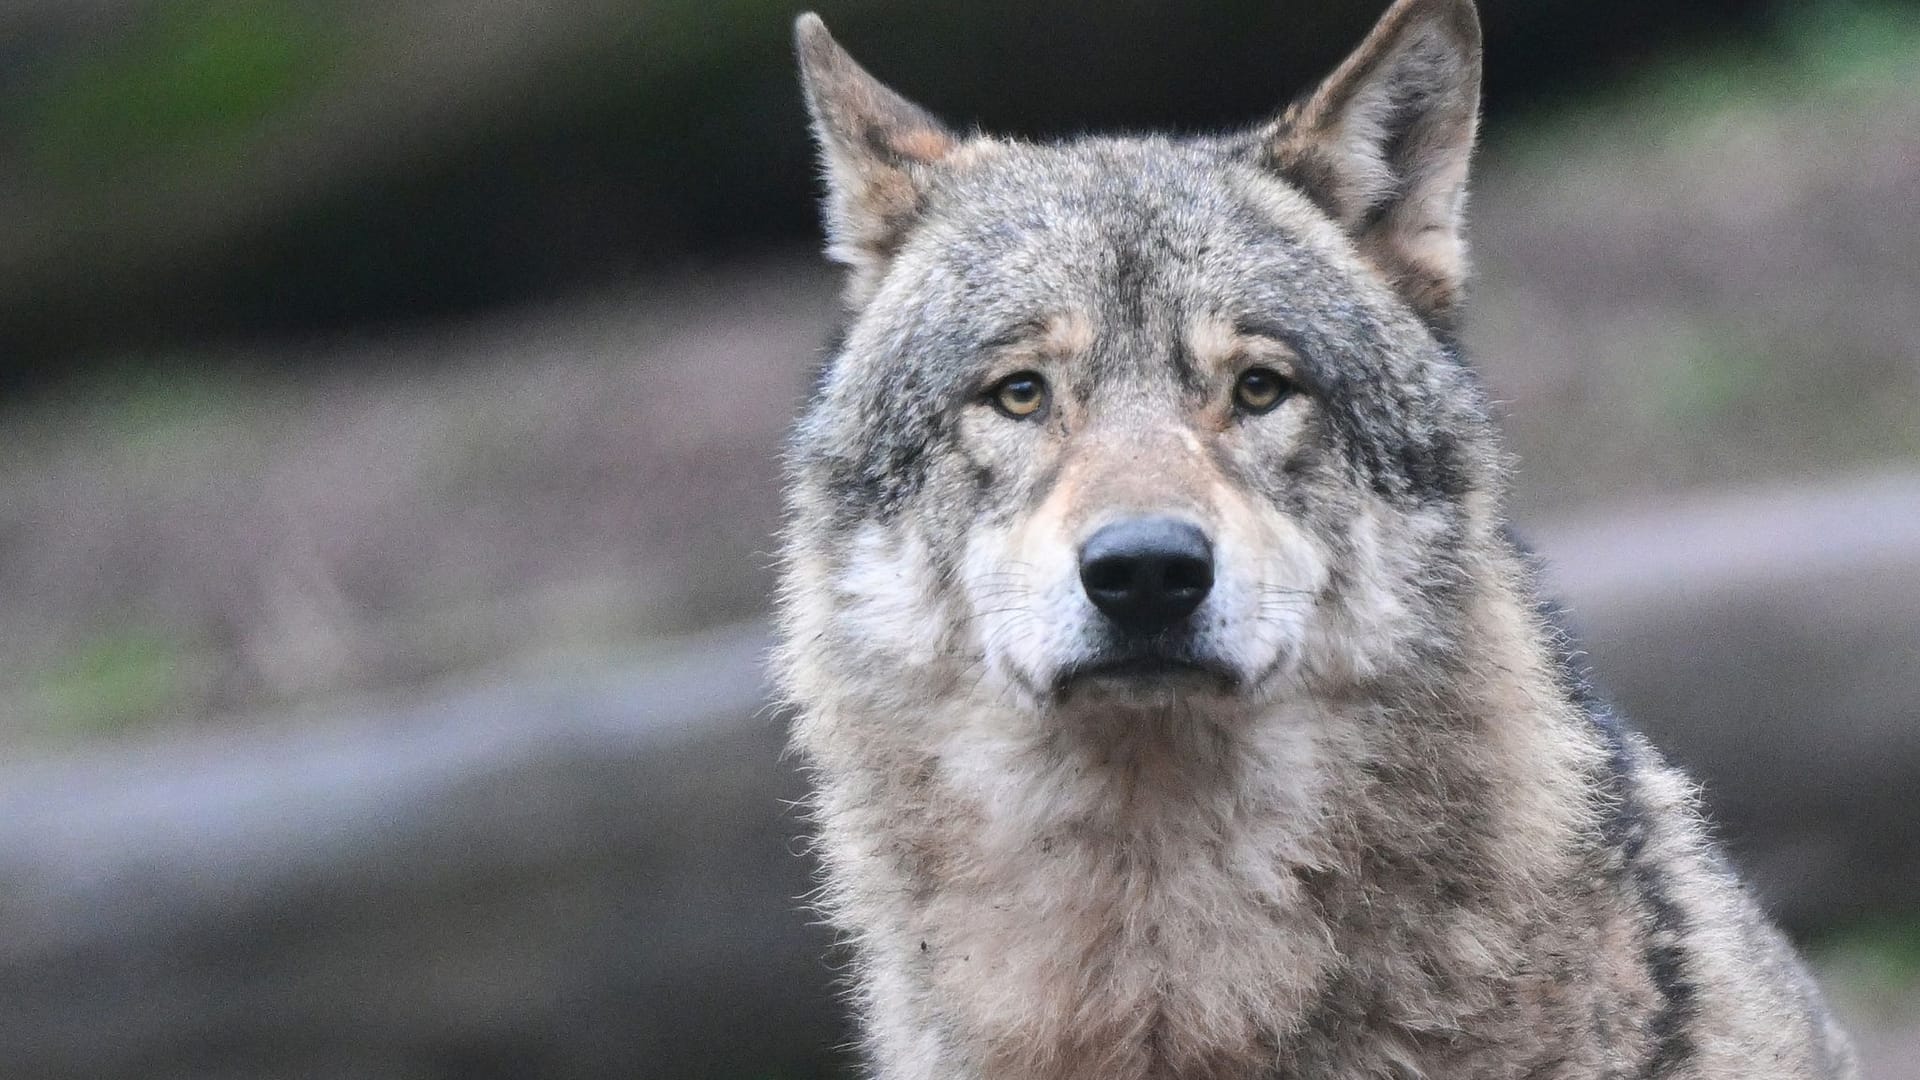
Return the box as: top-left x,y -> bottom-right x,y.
776,2 -> 1858,1077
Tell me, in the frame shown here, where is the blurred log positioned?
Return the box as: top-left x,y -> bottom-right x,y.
1529,471 -> 1920,931
0,628 -> 847,1079
0,473 -> 1915,1077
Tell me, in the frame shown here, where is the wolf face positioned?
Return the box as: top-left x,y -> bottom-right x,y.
783,0 -> 1498,728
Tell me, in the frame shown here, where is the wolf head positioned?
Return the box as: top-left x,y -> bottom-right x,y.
782,0 -> 1505,727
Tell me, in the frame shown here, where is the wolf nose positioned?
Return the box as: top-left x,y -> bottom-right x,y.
1079,517 -> 1215,634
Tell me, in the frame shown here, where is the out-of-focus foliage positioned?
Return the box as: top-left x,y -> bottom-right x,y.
23,1 -> 340,179
2,0 -> 1771,370
1817,914 -> 1920,1029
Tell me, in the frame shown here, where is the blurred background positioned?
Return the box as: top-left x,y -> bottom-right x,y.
0,0 -> 1916,1076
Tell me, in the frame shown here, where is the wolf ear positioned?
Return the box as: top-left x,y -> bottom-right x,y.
795,13 -> 959,305
1261,0 -> 1482,331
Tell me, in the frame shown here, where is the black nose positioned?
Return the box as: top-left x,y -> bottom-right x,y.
1079,517 -> 1215,634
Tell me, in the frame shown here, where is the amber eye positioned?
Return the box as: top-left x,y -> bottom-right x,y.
989,372 -> 1049,419
1234,368 -> 1293,414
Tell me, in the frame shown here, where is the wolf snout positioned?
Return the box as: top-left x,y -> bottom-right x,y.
1078,517 -> 1214,635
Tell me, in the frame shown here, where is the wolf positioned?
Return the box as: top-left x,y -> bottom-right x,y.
774,1 -> 1858,1077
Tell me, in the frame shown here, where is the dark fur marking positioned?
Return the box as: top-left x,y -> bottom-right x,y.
1166,336 -> 1209,397
1271,148 -> 1347,220
1024,454 -> 1066,511
860,123 -> 910,166
968,461 -> 995,493
1513,531 -> 1699,1074
809,323 -> 852,400
1329,391 -> 1469,503
1108,226 -> 1154,332
825,367 -> 953,523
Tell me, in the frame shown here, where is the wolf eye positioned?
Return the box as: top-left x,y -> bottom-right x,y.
989,372 -> 1049,419
1234,368 -> 1293,414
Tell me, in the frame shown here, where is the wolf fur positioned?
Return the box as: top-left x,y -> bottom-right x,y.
774,1 -> 1858,1077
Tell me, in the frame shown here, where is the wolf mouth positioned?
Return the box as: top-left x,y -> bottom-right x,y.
1052,650 -> 1241,699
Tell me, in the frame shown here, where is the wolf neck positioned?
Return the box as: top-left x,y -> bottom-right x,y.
812,575 -> 1602,1078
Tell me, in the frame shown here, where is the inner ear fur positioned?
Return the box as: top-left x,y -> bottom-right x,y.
1261,0 -> 1483,332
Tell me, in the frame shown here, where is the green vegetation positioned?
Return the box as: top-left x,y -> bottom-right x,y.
0,358 -> 255,479
85,362 -> 249,447
30,628 -> 201,739
1814,912 -> 1920,1024
1643,327 -> 1777,428
22,0 -> 343,180
1502,0 -> 1920,151
1783,0 -> 1920,90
